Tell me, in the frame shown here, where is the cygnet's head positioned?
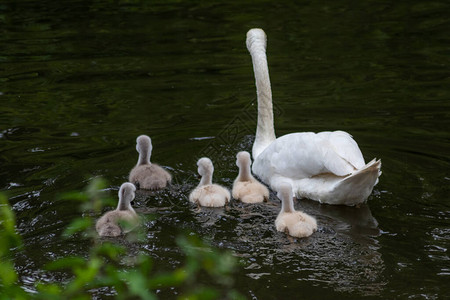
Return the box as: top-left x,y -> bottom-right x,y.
118,182 -> 136,204
246,28 -> 267,53
277,182 -> 293,202
236,151 -> 251,168
197,157 -> 214,176
136,135 -> 152,155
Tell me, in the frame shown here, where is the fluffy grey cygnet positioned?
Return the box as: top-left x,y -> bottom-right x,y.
232,151 -> 269,203
189,157 -> 230,207
96,182 -> 139,237
129,135 -> 172,190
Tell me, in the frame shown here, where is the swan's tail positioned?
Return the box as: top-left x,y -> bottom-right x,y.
333,159 -> 382,206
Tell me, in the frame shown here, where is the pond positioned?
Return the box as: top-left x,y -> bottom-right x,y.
1,0 -> 449,299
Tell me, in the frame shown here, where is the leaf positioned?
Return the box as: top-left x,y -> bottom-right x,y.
227,290 -> 247,300
180,286 -> 219,300
62,218 -> 92,238
136,254 -> 154,276
58,191 -> 88,203
66,258 -> 102,294
35,282 -> 63,295
120,270 -> 157,300
94,242 -> 126,260
45,256 -> 86,271
147,269 -> 187,288
0,261 -> 18,286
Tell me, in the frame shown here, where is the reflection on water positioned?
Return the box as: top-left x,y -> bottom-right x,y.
1,0 -> 449,298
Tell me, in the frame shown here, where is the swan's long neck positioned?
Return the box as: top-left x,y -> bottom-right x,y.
238,161 -> 252,182
247,29 -> 276,159
138,146 -> 151,166
281,195 -> 295,213
199,170 -> 213,186
118,199 -> 132,211
117,184 -> 136,212
117,194 -> 135,212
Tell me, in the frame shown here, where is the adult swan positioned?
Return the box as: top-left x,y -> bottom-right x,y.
246,28 -> 381,206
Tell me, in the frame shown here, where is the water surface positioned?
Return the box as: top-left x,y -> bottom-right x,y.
1,0 -> 449,299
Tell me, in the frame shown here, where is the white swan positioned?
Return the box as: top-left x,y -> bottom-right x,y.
129,135 -> 172,190
96,182 -> 139,237
275,182 -> 317,238
246,28 -> 381,206
232,151 -> 269,203
189,157 -> 230,207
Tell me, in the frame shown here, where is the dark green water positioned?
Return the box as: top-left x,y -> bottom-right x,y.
1,0 -> 449,299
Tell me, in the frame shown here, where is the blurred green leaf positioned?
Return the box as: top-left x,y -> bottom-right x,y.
66,257 -> 102,294
147,269 -> 187,289
93,242 -> 126,260
86,178 -> 108,197
0,261 -> 18,286
120,270 -> 157,300
45,256 -> 86,271
35,283 -> 63,296
62,218 -> 93,238
0,193 -> 23,294
180,286 -> 219,300
58,191 -> 88,203
227,290 -> 247,300
135,253 -> 154,276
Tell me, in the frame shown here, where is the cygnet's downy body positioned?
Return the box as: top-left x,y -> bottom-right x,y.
275,182 -> 317,238
232,151 -> 269,203
96,182 -> 139,237
129,135 -> 172,190
189,157 -> 230,207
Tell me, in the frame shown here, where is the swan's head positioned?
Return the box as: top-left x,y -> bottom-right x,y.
136,135 -> 152,155
236,151 -> 251,168
197,157 -> 214,176
246,28 -> 267,53
118,182 -> 136,205
277,182 -> 293,203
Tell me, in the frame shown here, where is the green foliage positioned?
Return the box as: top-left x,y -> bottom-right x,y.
0,180 -> 245,299
0,193 -> 28,300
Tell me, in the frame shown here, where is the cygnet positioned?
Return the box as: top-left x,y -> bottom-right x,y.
189,157 -> 230,207
275,182 -> 317,238
129,135 -> 172,190
232,151 -> 269,203
96,182 -> 139,237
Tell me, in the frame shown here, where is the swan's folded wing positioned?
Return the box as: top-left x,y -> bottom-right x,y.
256,133 -> 328,179
270,133 -> 323,178
254,132 -> 366,180
325,131 -> 365,169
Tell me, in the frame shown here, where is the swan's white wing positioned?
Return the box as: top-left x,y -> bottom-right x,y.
253,131 -> 365,183
318,131 -> 366,170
